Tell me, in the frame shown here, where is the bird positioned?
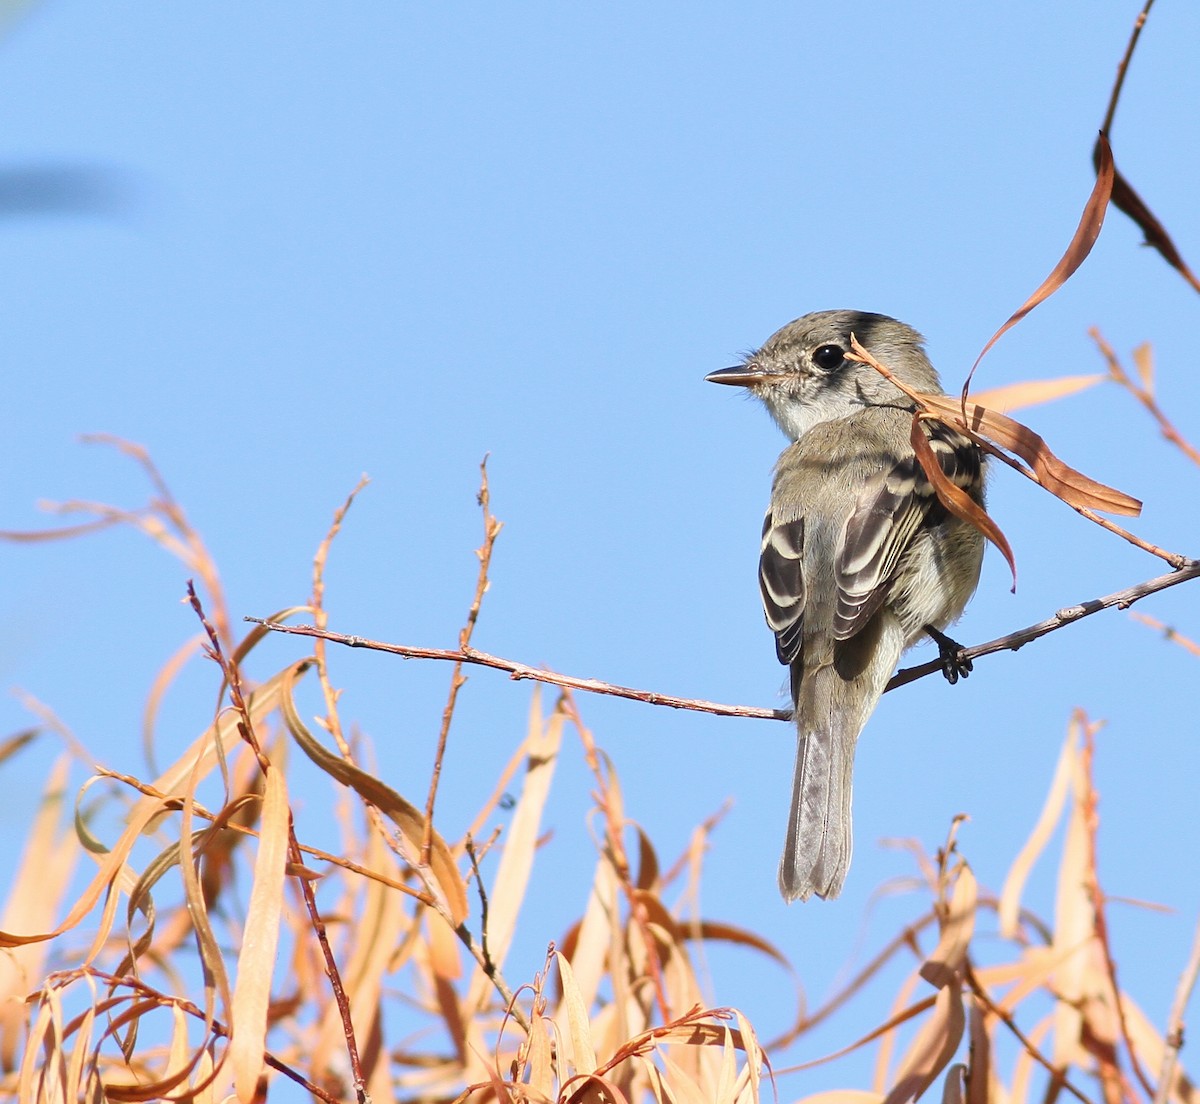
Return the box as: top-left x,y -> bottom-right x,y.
707,310 -> 985,901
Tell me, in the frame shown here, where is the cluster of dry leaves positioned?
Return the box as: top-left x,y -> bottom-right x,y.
3,4 -> 1200,1102
0,394 -> 1197,1104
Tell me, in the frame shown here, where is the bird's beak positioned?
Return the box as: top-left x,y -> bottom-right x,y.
705,364 -> 764,387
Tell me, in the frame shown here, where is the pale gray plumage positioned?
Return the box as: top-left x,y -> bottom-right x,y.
707,311 -> 985,902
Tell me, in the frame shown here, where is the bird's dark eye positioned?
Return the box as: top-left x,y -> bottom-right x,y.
812,344 -> 845,371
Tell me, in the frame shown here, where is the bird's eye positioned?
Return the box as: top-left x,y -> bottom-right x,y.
812,344 -> 845,371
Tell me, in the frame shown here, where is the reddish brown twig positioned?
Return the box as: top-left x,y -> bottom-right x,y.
248,558 -> 1200,718
1091,329 -> 1200,468
422,457 -> 504,866
190,583 -> 368,1104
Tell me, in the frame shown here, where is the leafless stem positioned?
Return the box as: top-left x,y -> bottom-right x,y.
189,582 -> 368,1103
1078,724 -> 1155,1099
247,558 -> 1200,720
1091,329 -> 1200,468
1155,912 -> 1200,1104
422,458 -> 503,865
1100,0 -> 1155,138
965,959 -> 1095,1104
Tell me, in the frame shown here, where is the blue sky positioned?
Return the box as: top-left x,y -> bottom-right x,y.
2,2 -> 1199,1098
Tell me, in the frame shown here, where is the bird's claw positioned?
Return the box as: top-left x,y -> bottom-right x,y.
925,625 -> 972,685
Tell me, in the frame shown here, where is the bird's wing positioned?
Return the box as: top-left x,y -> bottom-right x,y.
759,509 -> 805,665
832,422 -> 980,642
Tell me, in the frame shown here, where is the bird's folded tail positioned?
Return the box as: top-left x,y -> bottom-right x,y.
778,625 -> 903,902
778,689 -> 857,902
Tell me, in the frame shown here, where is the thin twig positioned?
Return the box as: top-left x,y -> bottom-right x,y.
64,969 -> 343,1104
1078,723 -> 1156,1099
1155,912 -> 1200,1104
247,558 -> 1200,720
190,583 -> 369,1104
886,560 -> 1200,690
312,476 -> 371,759
1091,329 -> 1200,468
1100,0 -> 1155,138
465,836 -> 494,980
1130,611 -> 1200,658
964,958 -> 1095,1104
423,458 -> 503,866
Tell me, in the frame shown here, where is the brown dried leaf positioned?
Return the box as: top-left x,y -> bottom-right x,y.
883,980 -> 966,1104
941,1065 -> 966,1104
560,854 -> 621,1012
798,1094 -> 884,1104
1132,342 -> 1154,393
230,763 -> 289,1104
467,689 -> 561,1009
0,663 -> 305,962
969,374 -> 1106,415
1096,132 -> 1200,295
1051,715 -> 1097,1071
556,949 -> 598,1076
919,864 -> 977,990
998,722 -> 1077,939
278,662 -> 468,924
0,755 -> 78,1068
919,394 -> 1142,516
526,1008 -> 556,1101
910,417 -> 1017,589
964,133 -> 1114,392
965,998 -> 991,1104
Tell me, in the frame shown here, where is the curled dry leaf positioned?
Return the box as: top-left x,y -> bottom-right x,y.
918,394 -> 1142,516
910,417 -> 1017,589
919,864 -> 978,991
998,721 -> 1078,939
279,662 -> 469,925
882,980 -> 965,1104
963,133 -> 1115,394
1095,131 -> 1200,295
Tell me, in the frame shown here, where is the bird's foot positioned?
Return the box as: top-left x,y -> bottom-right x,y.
925,625 -> 972,685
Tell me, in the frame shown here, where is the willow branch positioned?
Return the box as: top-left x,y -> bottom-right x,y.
246,557 -> 1200,722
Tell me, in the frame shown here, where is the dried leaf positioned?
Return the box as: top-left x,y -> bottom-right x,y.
556,950 -> 598,1076
467,689 -> 561,1009
1132,343 -> 1154,392
919,394 -> 1142,516
920,864 -> 978,990
965,134 -> 1114,392
0,756 -> 77,1067
941,1065 -> 966,1104
799,1094 -> 884,1104
964,998 -> 991,1104
231,764 -> 289,1104
910,417 -> 1017,589
969,374 -> 1106,415
1096,132 -> 1200,295
278,663 -> 468,924
998,722 -> 1078,939
1051,717 -> 1099,1072
883,980 -> 966,1104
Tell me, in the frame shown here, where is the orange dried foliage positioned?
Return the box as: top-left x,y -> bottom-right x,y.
0,440 -> 1193,1104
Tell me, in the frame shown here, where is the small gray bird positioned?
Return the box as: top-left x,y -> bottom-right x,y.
707,311 -> 985,902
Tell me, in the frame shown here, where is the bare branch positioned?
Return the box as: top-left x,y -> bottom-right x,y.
1155,911 -> 1200,1104
246,557 -> 1200,722
423,457 -> 504,865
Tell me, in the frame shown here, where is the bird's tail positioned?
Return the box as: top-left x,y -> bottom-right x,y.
778,622 -> 904,902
